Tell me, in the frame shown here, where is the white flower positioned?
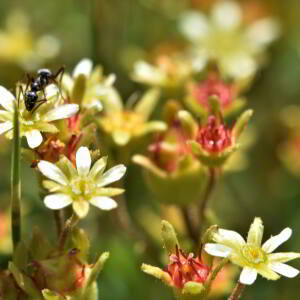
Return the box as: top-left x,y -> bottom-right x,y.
38,146 -> 126,218
179,1 -> 280,79
98,88 -> 166,146
131,56 -> 196,88
204,217 -> 300,285
0,85 -> 79,148
61,58 -> 121,112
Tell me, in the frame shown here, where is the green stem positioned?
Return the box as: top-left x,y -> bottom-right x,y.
199,168 -> 216,232
228,282 -> 246,300
205,258 -> 229,295
53,210 -> 64,237
181,207 -> 198,244
58,214 -> 79,251
11,103 -> 21,250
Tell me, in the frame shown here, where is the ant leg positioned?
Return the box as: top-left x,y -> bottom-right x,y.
17,85 -> 25,108
54,66 -> 65,83
53,66 -> 66,101
25,73 -> 34,92
31,99 -> 47,114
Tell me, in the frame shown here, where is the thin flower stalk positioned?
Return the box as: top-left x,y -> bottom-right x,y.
11,103 -> 21,250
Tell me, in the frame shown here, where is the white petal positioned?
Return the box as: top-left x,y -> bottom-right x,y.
0,86 -> 16,112
44,84 -> 59,100
76,147 -> 91,176
43,104 -> 79,122
246,18 -> 280,48
44,194 -> 72,209
38,160 -> 69,185
132,61 -> 166,85
61,73 -> 73,92
262,228 -> 292,253
84,99 -> 103,111
72,201 -> 89,218
247,217 -> 264,246
90,196 -> 118,211
204,243 -> 232,257
73,58 -> 93,78
0,110 -> 13,121
112,130 -> 131,146
96,164 -> 126,187
211,1 -> 242,30
179,11 -> 210,42
104,74 -> 116,86
88,156 -> 108,179
239,267 -> 258,285
270,262 -> 300,278
214,228 -> 246,249
25,129 -> 43,148
222,54 -> 257,79
0,121 -> 13,134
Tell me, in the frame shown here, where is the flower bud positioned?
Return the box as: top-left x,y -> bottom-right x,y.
184,73 -> 246,118
188,109 -> 253,168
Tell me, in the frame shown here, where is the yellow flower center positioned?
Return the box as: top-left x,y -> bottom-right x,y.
204,28 -> 254,58
70,176 -> 95,196
241,245 -> 266,265
100,111 -> 144,134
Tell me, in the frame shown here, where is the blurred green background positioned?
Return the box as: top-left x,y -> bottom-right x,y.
1,0 -> 300,299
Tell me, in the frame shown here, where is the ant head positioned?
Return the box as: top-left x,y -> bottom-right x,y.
37,68 -> 52,77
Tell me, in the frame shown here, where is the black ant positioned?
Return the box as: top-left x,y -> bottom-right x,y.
19,67 -> 65,113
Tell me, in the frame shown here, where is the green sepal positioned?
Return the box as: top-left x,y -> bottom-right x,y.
71,74 -> 86,103
177,110 -> 198,139
86,252 -> 110,287
174,282 -> 206,300
232,109 -> 253,140
184,93 -> 246,119
201,225 -> 219,266
9,262 -> 42,298
141,263 -> 172,286
12,241 -> 28,270
29,226 -> 53,260
42,289 -> 65,300
161,220 -> 179,255
71,228 -> 90,260
134,88 -> 161,121
133,155 -> 208,206
182,282 -> 205,295
188,140 -> 239,167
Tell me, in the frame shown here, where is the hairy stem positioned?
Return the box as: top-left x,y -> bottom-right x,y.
228,282 -> 246,300
58,214 -> 79,251
53,209 -> 64,237
11,104 -> 21,250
